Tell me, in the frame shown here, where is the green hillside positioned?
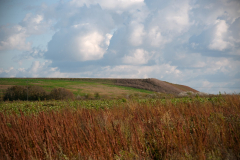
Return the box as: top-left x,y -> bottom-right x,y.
0,78 -> 154,99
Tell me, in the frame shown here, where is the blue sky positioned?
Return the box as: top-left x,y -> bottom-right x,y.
0,0 -> 240,94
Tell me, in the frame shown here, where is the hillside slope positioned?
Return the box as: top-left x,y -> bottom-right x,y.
114,78 -> 198,94
0,78 -> 198,97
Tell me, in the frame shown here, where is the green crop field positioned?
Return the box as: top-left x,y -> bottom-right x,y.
0,96 -> 218,115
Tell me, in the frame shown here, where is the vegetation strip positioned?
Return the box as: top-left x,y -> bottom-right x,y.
0,95 -> 239,159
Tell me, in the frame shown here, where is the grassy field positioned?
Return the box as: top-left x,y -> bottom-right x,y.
1,78 -> 239,159
0,94 -> 240,159
0,78 -> 154,100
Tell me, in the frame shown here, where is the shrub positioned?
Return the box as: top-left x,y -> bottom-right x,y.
94,92 -> 100,99
4,86 -> 27,101
28,86 -> 47,101
84,93 -> 94,100
121,98 -> 127,102
49,88 -> 74,100
3,85 -> 47,101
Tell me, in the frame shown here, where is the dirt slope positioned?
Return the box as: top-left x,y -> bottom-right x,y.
114,78 -> 197,94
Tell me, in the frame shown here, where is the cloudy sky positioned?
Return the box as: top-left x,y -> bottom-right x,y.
0,0 -> 240,94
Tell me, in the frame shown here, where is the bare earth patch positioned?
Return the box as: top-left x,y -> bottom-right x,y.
114,78 -> 189,94
69,84 -> 141,96
0,85 -> 13,90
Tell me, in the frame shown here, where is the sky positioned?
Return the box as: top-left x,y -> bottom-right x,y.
0,0 -> 240,94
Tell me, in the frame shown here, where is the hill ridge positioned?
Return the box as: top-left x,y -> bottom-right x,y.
0,78 -> 198,94
114,78 -> 197,94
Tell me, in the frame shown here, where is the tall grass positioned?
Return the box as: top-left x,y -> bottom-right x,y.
0,95 -> 239,159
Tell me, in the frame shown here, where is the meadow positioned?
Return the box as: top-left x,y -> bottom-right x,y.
0,78 -> 154,100
0,94 -> 240,159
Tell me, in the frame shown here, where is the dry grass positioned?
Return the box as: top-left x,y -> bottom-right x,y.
0,95 -> 240,159
69,84 -> 147,98
0,85 -> 13,90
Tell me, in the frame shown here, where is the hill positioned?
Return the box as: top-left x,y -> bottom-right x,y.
0,78 -> 198,99
114,78 -> 198,94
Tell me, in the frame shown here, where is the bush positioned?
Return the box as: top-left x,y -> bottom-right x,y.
4,86 -> 27,101
49,88 -> 74,100
28,86 -> 47,101
94,92 -> 100,99
4,85 -> 47,101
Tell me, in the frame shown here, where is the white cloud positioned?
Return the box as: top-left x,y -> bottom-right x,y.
76,31 -> 111,61
0,13 -> 51,51
105,33 -> 113,46
1,0 -> 240,94
0,25 -> 31,51
70,0 -> 144,11
129,22 -> 145,46
29,61 -> 41,74
0,61 -> 66,78
23,14 -> 43,24
209,20 -> 231,51
0,67 -> 17,77
5,67 -> 14,73
20,13 -> 50,35
220,0 -> 240,24
12,47 -> 46,62
46,24 -> 112,62
122,49 -> 152,65
165,3 -> 190,30
97,64 -> 181,79
148,26 -> 168,47
143,0 -> 191,47
192,0 -> 240,26
202,80 -> 213,88
162,0 -> 191,33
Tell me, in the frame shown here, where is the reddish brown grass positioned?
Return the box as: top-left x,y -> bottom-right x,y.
0,95 -> 240,159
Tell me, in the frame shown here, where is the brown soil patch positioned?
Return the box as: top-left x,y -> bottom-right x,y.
172,84 -> 198,92
69,78 -> 198,94
0,85 -> 13,90
69,84 -> 140,95
31,83 -> 42,85
114,78 -> 197,94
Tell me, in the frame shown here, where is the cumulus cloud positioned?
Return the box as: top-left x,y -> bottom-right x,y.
0,25 -> 31,51
45,24 -> 112,62
129,22 -> 145,46
20,13 -> 51,35
95,64 -> 181,79
12,47 -> 46,62
0,60 -> 66,78
147,26 -> 166,47
209,20 -> 231,51
0,13 -> 51,51
75,31 -> 111,61
70,0 -> 145,11
122,49 -> 152,65
1,0 -> 240,94
191,0 -> 240,26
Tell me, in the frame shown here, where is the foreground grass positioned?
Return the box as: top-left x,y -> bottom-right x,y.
0,95 -> 240,159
